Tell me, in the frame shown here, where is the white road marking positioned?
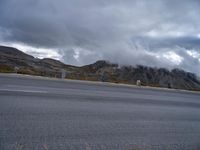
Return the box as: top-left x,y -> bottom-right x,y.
0,89 -> 48,93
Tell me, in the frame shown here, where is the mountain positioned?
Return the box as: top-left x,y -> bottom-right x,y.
0,46 -> 78,77
1,45 -> 200,91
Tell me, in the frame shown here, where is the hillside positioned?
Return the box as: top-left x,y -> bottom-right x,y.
0,46 -> 79,77
1,45 -> 200,91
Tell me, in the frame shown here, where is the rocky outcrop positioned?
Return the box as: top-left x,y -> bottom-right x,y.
1,45 -> 200,91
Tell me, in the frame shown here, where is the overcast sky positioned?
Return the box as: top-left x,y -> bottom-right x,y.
0,0 -> 200,75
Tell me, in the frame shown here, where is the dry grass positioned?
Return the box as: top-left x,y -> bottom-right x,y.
0,65 -> 14,73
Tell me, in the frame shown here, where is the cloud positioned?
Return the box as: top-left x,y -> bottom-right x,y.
0,0 -> 200,75
0,41 -> 62,60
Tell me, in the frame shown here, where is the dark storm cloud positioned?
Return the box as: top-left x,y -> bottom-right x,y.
0,0 -> 200,74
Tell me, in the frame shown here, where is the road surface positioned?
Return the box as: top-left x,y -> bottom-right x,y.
1,74 -> 200,150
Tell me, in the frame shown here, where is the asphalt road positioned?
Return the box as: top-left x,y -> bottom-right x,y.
1,74 -> 200,150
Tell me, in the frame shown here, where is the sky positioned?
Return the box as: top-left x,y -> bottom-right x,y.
0,0 -> 200,75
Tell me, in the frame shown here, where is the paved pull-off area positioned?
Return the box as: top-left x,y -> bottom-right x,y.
1,74 -> 200,150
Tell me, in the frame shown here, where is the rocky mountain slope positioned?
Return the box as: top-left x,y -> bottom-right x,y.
1,45 -> 200,91
0,46 -> 78,77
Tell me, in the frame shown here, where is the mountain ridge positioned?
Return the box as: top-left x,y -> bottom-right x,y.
0,45 -> 200,91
